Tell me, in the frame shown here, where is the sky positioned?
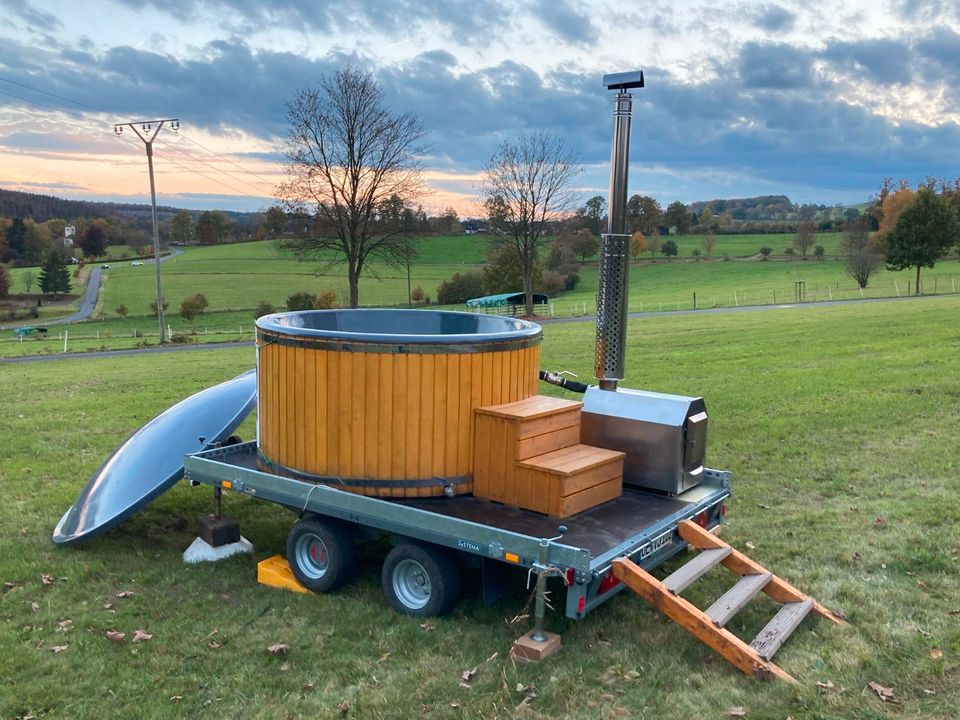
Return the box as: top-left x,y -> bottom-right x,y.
0,0 -> 958,215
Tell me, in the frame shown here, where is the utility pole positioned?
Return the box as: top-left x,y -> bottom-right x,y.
114,118 -> 179,343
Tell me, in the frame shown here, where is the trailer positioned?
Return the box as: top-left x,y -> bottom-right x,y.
184,440 -> 731,620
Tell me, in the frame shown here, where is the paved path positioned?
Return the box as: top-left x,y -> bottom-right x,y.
12,248 -> 184,329
2,293 -> 947,365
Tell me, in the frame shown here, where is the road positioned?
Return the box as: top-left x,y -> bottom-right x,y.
16,248 -> 184,328
1,293 -> 946,365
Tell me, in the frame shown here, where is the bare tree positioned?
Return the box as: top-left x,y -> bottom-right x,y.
841,215 -> 883,289
277,67 -> 427,308
794,220 -> 816,257
480,131 -> 580,315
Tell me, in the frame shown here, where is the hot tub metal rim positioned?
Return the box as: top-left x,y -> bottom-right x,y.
255,308 -> 542,347
255,331 -> 542,355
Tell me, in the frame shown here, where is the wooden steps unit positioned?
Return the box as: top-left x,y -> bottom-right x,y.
612,520 -> 846,682
473,395 -> 624,517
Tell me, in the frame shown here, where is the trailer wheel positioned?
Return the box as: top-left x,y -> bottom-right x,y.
381,542 -> 460,617
286,518 -> 356,593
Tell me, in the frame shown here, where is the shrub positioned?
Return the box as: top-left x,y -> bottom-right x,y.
759,246 -> 773,259
814,244 -> 826,259
313,290 -> 337,309
179,293 -> 208,325
437,270 -> 484,305
147,298 -> 169,315
538,271 -> 567,297
169,333 -> 195,344
784,247 -> 795,256
115,303 -> 129,319
286,291 -> 316,311
410,286 -> 425,304
254,300 -> 275,319
691,248 -> 701,259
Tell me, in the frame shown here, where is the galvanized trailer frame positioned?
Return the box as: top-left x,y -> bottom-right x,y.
184,441 -> 730,619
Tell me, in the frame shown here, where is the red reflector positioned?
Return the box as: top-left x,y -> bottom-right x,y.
597,571 -> 622,594
565,567 -> 576,585
721,503 -> 727,516
695,511 -> 708,527
578,595 -> 585,613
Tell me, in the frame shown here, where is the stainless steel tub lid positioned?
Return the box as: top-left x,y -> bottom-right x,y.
52,369 -> 257,546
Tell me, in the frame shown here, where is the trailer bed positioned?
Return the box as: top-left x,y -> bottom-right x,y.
185,441 -> 730,618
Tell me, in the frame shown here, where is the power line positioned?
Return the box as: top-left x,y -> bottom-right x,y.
177,131 -> 277,188
0,73 -> 114,115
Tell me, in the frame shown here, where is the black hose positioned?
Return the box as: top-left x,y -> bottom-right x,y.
539,370 -> 589,394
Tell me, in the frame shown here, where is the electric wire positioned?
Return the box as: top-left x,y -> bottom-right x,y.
0,74 -> 277,200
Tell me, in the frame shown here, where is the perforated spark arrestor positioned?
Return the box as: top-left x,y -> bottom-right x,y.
594,233 -> 631,381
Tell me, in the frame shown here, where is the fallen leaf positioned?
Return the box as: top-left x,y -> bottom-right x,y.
873,517 -> 887,529
725,707 -> 747,717
419,622 -> 436,632
930,648 -> 943,660
132,630 -> 153,643
280,662 -> 290,672
336,701 -> 350,715
31,601 -> 39,613
302,682 -> 314,692
611,708 -> 630,717
41,574 -> 55,586
267,643 -> 290,655
57,619 -> 73,632
624,670 -> 641,680
923,689 -> 936,695
4,581 -> 19,589
170,696 -> 182,703
209,640 -> 222,649
50,644 -> 68,653
115,590 -> 134,599
377,652 -> 391,664
868,682 -> 896,703
461,666 -> 478,684
745,542 -> 756,550
105,630 -> 126,642
103,603 -> 113,610
816,680 -> 834,692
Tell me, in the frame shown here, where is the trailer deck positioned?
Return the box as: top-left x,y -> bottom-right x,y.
184,441 -> 730,619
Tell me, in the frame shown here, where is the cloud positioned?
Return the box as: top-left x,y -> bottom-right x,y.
532,0 -> 597,46
820,38 -> 914,85
0,0 -> 60,32
752,4 -> 796,31
738,42 -> 814,89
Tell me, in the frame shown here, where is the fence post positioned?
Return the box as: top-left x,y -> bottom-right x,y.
693,292 -> 697,310
895,281 -> 900,297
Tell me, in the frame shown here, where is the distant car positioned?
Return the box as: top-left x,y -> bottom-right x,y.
102,264 -> 110,269
131,260 -> 144,266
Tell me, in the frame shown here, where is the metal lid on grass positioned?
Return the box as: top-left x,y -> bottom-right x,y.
53,369 -> 257,546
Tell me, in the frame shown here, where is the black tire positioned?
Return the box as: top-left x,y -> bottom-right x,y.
286,518 -> 356,593
381,542 -> 461,617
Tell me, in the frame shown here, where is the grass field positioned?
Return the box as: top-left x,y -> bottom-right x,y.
1,296 -> 957,719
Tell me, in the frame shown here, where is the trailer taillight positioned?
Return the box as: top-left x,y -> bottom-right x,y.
578,595 -> 586,613
597,570 -> 622,594
565,567 -> 576,585
695,511 -> 708,527
721,502 -> 727,516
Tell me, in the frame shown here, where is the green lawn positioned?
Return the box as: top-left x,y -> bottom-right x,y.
1,296 -> 957,719
653,232 -> 843,259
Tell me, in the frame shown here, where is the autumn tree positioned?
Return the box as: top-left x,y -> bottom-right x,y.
278,67 -> 427,308
79,222 -> 107,258
702,230 -> 716,259
179,293 -> 209,326
116,303 -> 129,319
794,220 -> 815,257
646,232 -> 662,258
0,264 -> 9,297
22,270 -> 34,294
196,211 -> 228,245
170,210 -> 194,245
480,130 -> 580,315
576,195 -> 606,235
841,215 -> 883,288
626,194 -> 662,235
664,201 -> 691,235
885,187 -> 960,294
571,232 -> 599,261
630,231 -> 646,262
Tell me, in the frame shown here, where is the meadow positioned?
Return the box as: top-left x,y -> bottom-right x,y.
1,296 -> 957,719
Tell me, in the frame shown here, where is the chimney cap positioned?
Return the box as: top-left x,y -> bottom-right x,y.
602,71 -> 645,91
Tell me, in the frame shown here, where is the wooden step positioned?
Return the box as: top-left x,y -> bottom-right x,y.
750,599 -> 814,660
475,395 -> 581,439
705,573 -> 772,627
519,444 -> 623,475
663,547 -> 732,595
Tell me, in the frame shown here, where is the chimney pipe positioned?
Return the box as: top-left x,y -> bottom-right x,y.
595,71 -> 643,390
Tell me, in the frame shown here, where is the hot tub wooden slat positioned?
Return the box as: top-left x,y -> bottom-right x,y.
258,314 -> 541,497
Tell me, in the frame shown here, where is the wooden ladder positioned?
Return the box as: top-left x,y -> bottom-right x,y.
612,520 -> 845,682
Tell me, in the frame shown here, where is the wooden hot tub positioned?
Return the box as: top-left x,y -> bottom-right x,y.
255,309 -> 542,497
